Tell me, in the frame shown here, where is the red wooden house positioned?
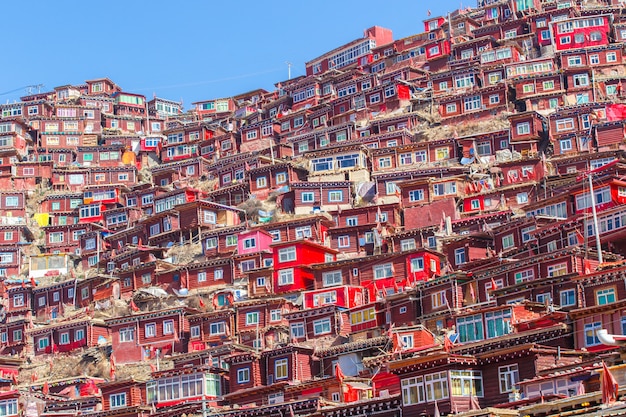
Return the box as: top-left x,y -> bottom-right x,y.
234,298 -> 294,349
292,181 -> 352,215
0,119 -> 32,159
12,161 -> 54,191
303,286 -> 366,310
0,319 -> 28,355
146,365 -> 223,409
187,310 -> 236,352
193,97 -> 236,119
248,162 -> 306,201
551,14 -> 612,52
32,280 -> 76,321
106,307 -> 193,364
150,157 -> 213,188
272,240 -> 337,295
85,78 -> 121,96
28,317 -> 107,356
155,257 -> 233,294
304,26 -> 392,76
507,111 -> 547,155
284,305 -> 350,342
99,379 -> 146,411
260,345 -> 317,386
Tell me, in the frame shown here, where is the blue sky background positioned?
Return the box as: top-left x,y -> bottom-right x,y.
2,0 -> 464,109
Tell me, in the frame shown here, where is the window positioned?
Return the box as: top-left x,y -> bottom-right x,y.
270,309 -> 281,322
455,248 -> 466,265
13,330 -> 22,342
373,263 -> 393,279
13,294 -> 24,307
410,257 -> 424,272
514,269 -> 534,283
163,320 -> 174,335
573,74 -> 589,87
145,323 -> 156,338
607,52 -> 617,63
485,309 -> 512,338
290,322 -> 305,338
237,368 -> 250,383
256,176 -> 267,189
226,235 -> 238,247
401,239 -> 416,251
432,291 -> 447,308
457,314 -> 484,342
301,192 -> 314,203
402,376 -> 425,405
502,234 -> 515,250
464,95 -> 481,111
246,312 -> 259,325
547,263 -> 568,277
110,393 -> 127,409
328,190 -> 343,202
278,269 -> 294,285
499,365 -> 520,393
338,236 -> 350,248
585,322 -> 602,346
75,329 -> 85,341
278,247 -> 296,263
275,358 -> 288,379
446,103 -> 457,114
596,288 -> 616,305
450,370 -> 483,397
189,325 -> 201,339
243,237 -> 256,250
560,289 -> 576,307
313,318 -> 331,335
323,271 -> 342,287
425,371 -> 449,401
295,227 -> 312,239
60,332 -> 70,345
210,322 -> 225,335
409,190 -> 424,202
38,337 -> 50,350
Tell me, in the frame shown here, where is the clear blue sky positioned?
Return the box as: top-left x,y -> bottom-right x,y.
2,0 -> 464,109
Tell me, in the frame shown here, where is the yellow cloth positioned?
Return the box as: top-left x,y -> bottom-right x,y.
34,213 -> 50,227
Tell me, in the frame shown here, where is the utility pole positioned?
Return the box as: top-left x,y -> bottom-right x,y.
587,172 -> 603,264
286,62 -> 292,80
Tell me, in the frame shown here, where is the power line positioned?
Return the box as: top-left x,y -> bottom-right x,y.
0,84 -> 44,96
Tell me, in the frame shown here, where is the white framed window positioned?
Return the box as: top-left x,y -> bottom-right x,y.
275,358 -> 289,380
502,234 -> 515,250
516,122 -> 530,135
455,248 -> 466,265
338,236 -> 350,248
190,325 -> 200,338
237,368 -> 250,383
278,268 -> 294,285
585,322 -> 602,346
301,192 -> 314,203
328,190 -> 343,202
120,328 -> 136,343
256,176 -> 267,188
163,320 -> 174,335
432,291 -> 447,308
110,393 -> 127,409
323,271 -> 342,287
290,322 -> 305,338
246,312 -> 259,325
210,321 -> 225,335
407,256 -> 425,275
373,263 -> 393,279
560,289 -> 576,307
145,323 -> 156,338
278,247 -> 296,262
313,318 -> 331,335
270,309 -> 281,322
401,239 -> 416,251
